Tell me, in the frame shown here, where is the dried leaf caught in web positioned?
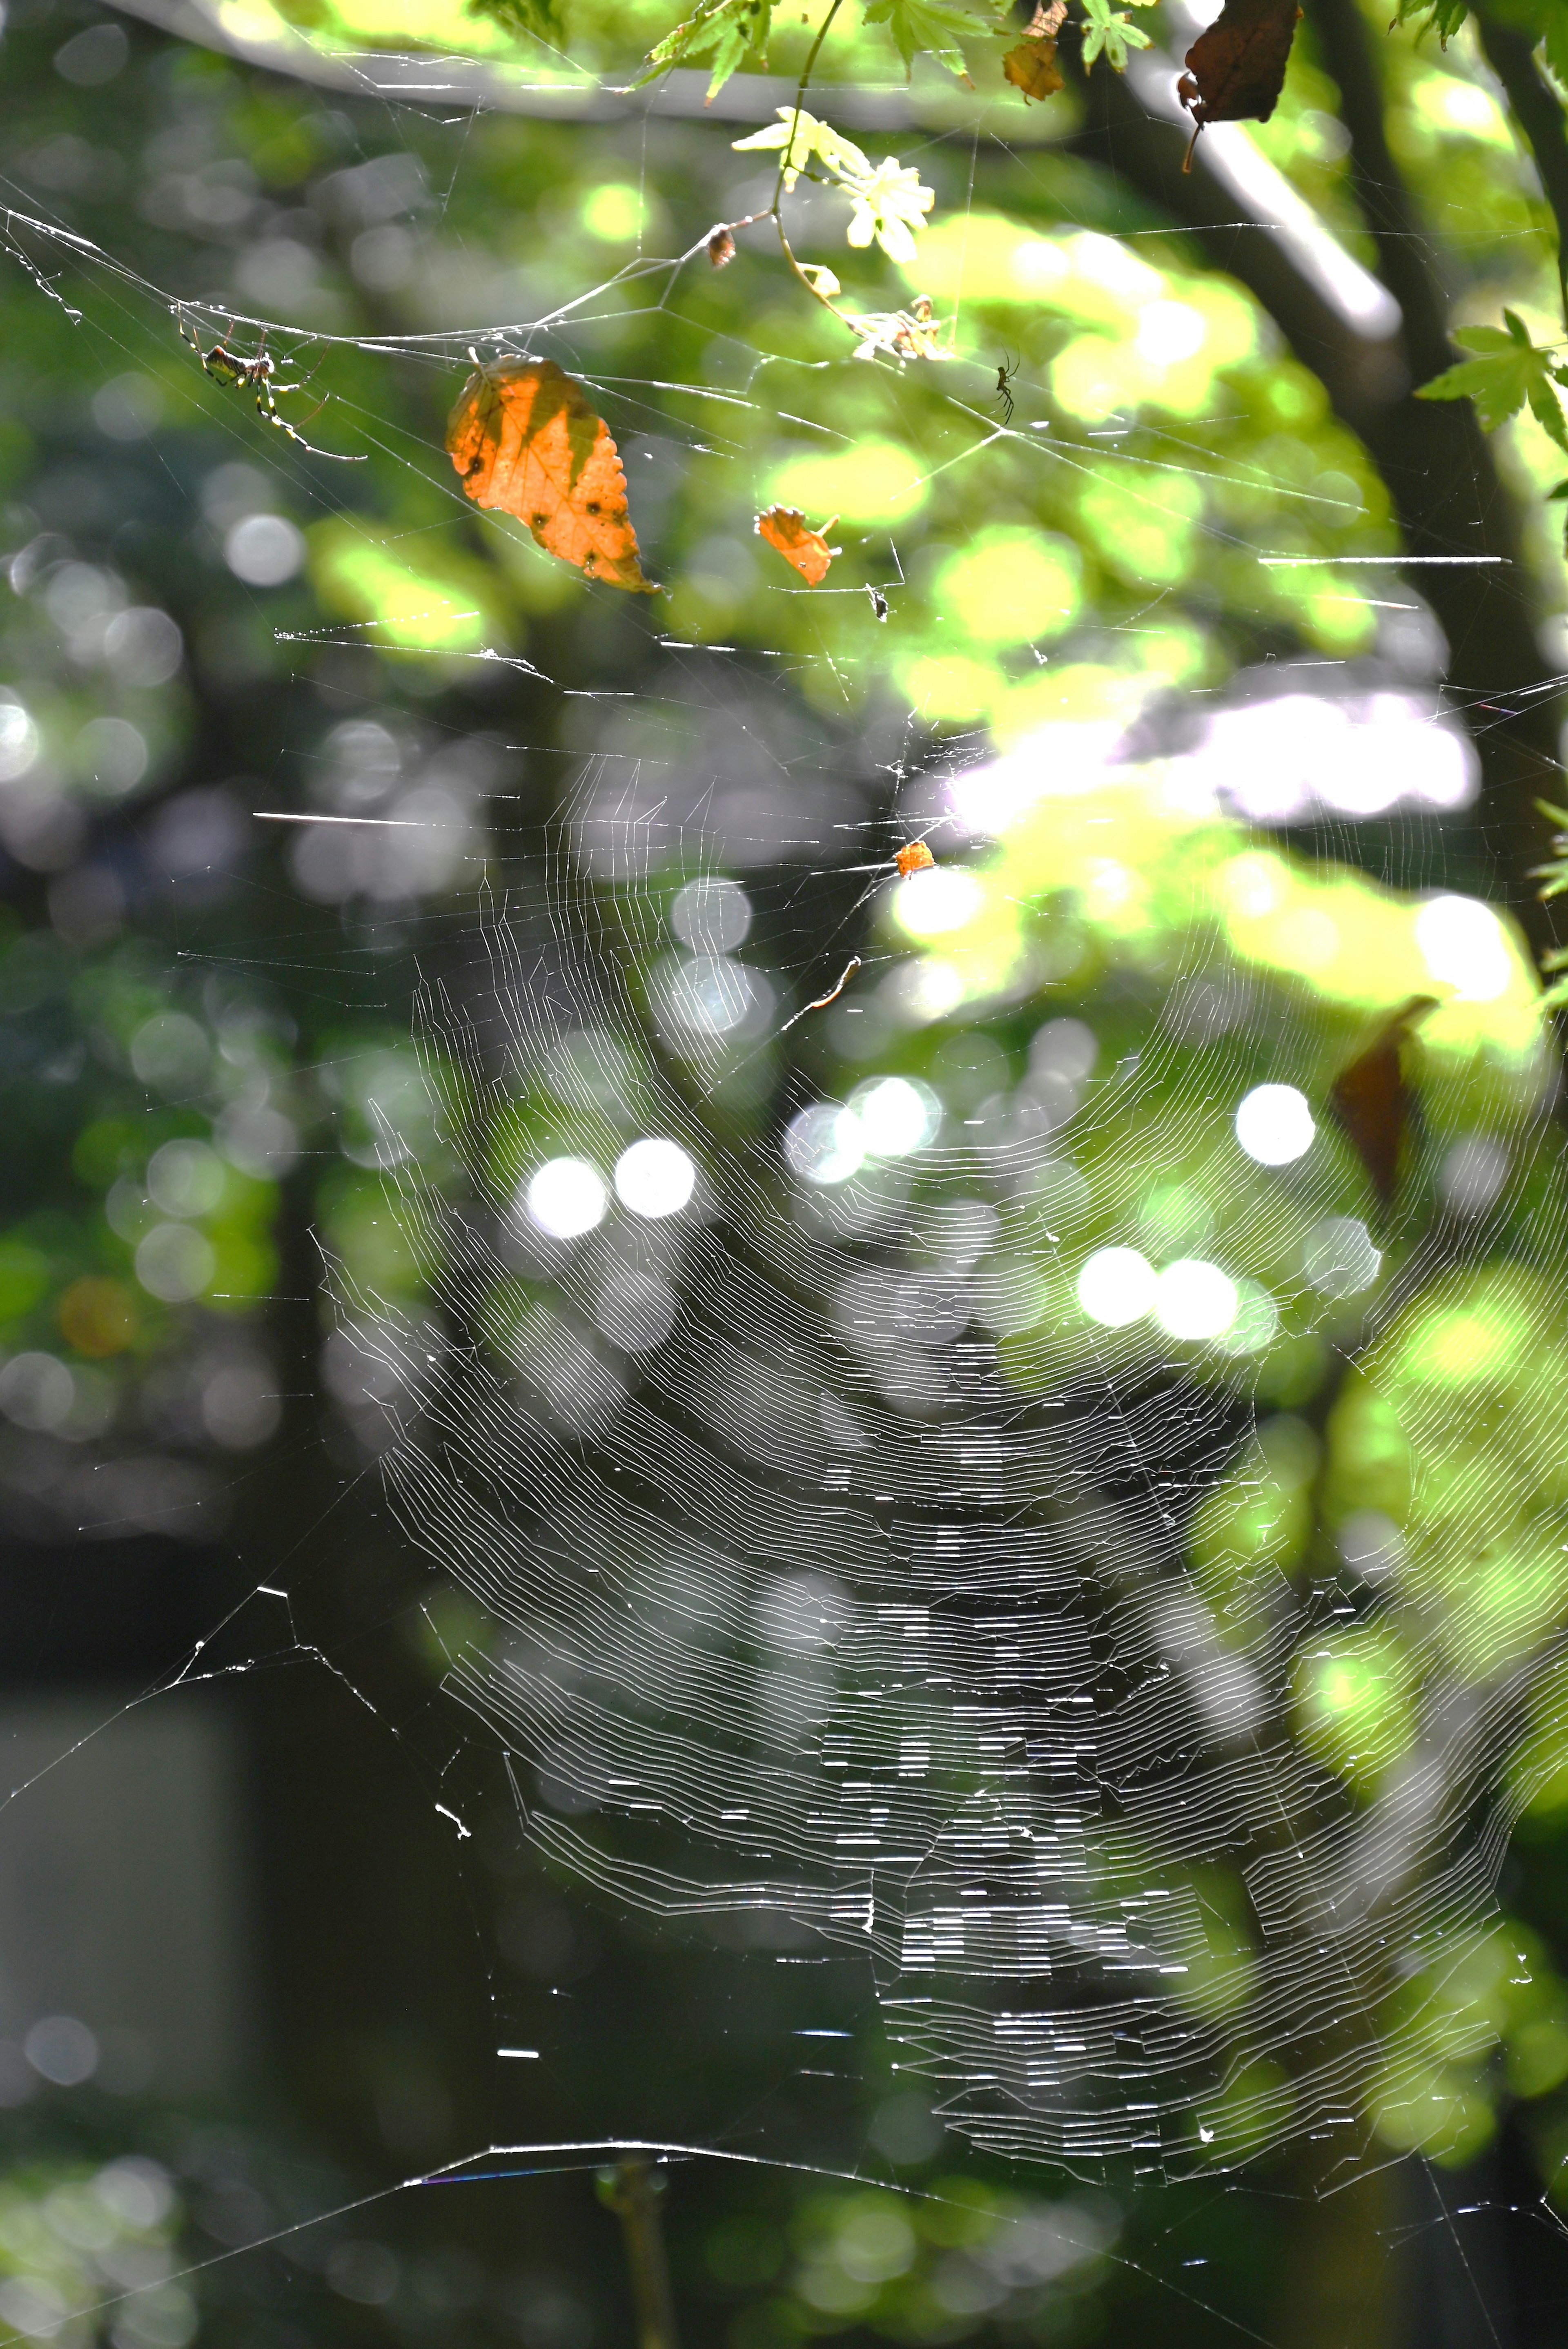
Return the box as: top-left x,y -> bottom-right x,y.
446,357 -> 658,594
755,506 -> 840,586
1002,33 -> 1063,98
1178,0 -> 1301,168
1328,994 -> 1438,1208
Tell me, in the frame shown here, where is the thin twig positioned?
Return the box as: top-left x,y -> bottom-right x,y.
601,2158 -> 679,2349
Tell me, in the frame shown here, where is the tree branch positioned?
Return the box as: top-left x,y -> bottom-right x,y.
1472,4 -> 1568,327
1069,9 -> 1566,970
1305,0 -> 1564,966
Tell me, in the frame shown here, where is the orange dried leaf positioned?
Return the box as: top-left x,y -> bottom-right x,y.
1178,0 -> 1301,167
446,357 -> 658,594
755,506 -> 840,587
1002,33 -> 1063,100
1327,994 -> 1438,1208
895,840 -> 935,878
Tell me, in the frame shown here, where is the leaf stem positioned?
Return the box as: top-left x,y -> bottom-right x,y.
773,217 -> 843,311
771,0 -> 846,213
764,0 -> 857,315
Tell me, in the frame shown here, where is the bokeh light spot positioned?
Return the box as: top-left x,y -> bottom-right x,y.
1154,1258 -> 1238,1341
1235,1083 -> 1314,1165
615,1137 -> 696,1219
524,1157 -> 609,1239
1077,1246 -> 1156,1327
849,1076 -> 941,1157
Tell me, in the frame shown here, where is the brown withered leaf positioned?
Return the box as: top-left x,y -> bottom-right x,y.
755,505 -> 840,586
1328,994 -> 1439,1209
1003,33 -> 1063,99
1178,0 -> 1301,170
446,357 -> 658,593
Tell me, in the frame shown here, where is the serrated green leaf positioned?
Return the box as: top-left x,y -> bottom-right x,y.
1417,352 -> 1533,428
1418,315 -> 1568,439
464,0 -> 566,44
1529,374 -> 1568,455
1390,0 -> 1469,42
863,0 -> 984,73
1080,0 -> 1151,67
1535,803 -> 1568,903
636,0 -> 771,96
1545,7 -> 1568,90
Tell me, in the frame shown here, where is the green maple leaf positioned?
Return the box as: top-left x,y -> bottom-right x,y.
1535,799 -> 1568,903
1080,0 -> 1151,69
863,0 -> 988,74
464,0 -> 566,40
1417,308 -> 1568,446
1389,0 -> 1469,41
1547,476 -> 1568,566
1545,5 -> 1568,91
635,0 -> 772,97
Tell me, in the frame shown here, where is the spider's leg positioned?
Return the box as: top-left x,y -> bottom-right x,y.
252,348 -> 364,461
258,397 -> 365,463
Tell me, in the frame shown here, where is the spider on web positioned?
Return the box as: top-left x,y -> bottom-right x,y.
994,352 -> 1020,426
174,308 -> 365,462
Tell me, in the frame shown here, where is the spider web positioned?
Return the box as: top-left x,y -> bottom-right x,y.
347,749 -> 1560,2186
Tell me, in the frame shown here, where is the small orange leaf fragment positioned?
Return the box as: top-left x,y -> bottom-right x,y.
1002,34 -> 1063,100
895,840 -> 935,878
446,357 -> 658,594
755,506 -> 840,587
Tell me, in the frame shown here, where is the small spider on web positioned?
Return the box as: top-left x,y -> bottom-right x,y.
994,353 -> 1020,427
173,307 -> 365,462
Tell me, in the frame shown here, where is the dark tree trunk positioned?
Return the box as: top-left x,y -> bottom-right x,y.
1067,11 -> 1568,968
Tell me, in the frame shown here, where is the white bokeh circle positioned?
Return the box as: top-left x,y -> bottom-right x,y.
525,1157 -> 608,1239
615,1137 -> 697,1219
1235,1082 -> 1315,1166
